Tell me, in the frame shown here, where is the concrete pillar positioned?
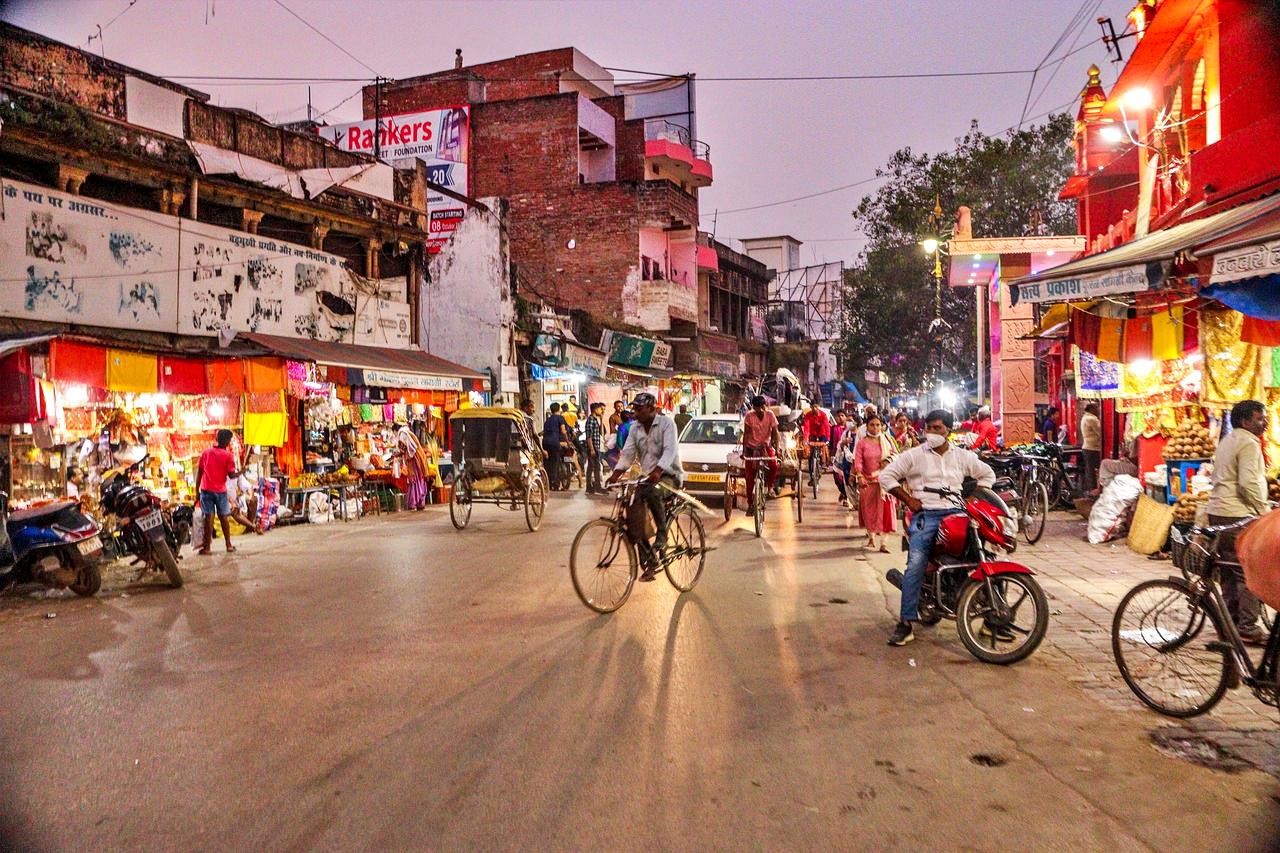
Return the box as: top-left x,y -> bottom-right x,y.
365,238 -> 381,279
997,253 -> 1037,445
310,222 -> 330,250
56,164 -> 90,194
241,209 -> 264,234
156,187 -> 185,216
187,177 -> 199,219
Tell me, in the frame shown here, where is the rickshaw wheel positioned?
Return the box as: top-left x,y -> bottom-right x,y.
450,476 -> 472,530
524,472 -> 547,532
722,474 -> 734,522
794,474 -> 803,523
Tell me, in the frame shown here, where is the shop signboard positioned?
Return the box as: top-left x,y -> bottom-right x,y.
563,343 -> 607,377
359,368 -> 464,391
1210,239 -> 1280,285
354,293 -> 413,347
603,331 -> 672,371
0,180 -> 180,333
0,178 -> 414,349
321,107 -> 470,254
1014,262 -> 1163,304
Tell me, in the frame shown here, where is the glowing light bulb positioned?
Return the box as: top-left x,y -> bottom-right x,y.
1122,87 -> 1153,110
1099,124 -> 1126,143
921,238 -> 939,255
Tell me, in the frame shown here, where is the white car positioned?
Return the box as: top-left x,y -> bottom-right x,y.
678,414 -> 742,496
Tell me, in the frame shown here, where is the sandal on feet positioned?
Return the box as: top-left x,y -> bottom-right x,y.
197,548 -> 212,556
225,545 -> 238,553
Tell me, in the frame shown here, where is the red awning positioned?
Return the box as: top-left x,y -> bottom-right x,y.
238,333 -> 486,380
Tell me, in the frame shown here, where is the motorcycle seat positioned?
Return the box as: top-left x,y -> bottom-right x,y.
7,500 -> 78,523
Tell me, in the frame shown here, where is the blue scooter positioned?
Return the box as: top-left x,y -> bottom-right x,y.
1,491 -> 104,597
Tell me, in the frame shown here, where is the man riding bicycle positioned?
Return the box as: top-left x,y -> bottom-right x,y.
607,392 -> 684,582
802,405 -> 831,473
878,408 -> 996,647
740,395 -> 781,516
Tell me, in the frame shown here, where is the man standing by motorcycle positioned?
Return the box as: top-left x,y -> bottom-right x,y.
878,409 -> 996,646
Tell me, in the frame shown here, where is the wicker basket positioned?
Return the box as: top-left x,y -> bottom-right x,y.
1127,494 -> 1175,555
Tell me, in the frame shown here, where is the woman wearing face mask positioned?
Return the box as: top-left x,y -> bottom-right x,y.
853,413 -> 898,551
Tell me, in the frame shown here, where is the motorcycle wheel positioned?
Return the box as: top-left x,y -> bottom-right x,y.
69,561 -> 102,597
154,539 -> 183,588
955,573 -> 1048,665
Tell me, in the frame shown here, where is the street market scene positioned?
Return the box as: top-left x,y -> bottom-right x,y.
2,0 -> 1280,849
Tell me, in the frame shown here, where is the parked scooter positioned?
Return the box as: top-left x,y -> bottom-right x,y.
0,491 -> 104,597
100,457 -> 184,588
886,482 -> 1049,665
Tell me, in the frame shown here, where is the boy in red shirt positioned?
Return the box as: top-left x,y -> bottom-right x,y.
195,429 -> 241,555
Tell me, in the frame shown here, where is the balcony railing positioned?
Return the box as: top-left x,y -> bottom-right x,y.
643,118 -> 711,162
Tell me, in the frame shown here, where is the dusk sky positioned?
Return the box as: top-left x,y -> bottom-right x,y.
6,0 -> 1133,263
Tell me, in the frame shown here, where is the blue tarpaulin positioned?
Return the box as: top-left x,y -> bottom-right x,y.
1200,274 -> 1280,321
842,380 -> 869,404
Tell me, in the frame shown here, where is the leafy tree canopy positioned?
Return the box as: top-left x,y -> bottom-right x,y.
838,114 -> 1077,390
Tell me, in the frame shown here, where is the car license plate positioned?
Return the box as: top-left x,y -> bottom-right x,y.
686,473 -> 721,483
137,510 -> 164,532
76,536 -> 101,556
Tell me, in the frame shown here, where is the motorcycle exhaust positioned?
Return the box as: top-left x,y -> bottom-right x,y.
885,568 -> 904,590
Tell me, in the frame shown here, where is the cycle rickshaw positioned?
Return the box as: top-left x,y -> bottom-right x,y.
448,407 -> 548,532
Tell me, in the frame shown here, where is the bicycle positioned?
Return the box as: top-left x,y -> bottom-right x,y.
570,478 -> 710,613
742,455 -> 773,537
982,452 -> 1050,545
1111,520 -> 1278,718
805,441 -> 827,501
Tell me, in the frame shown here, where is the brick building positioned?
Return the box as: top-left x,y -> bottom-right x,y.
361,48 -> 719,367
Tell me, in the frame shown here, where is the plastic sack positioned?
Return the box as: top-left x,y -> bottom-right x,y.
190,506 -> 208,551
1238,508 -> 1280,610
306,491 -> 333,524
1088,474 -> 1142,544
725,450 -> 744,471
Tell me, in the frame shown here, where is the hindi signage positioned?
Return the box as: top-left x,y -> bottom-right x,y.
1015,262 -> 1163,304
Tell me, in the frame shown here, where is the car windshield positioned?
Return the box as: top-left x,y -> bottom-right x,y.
681,420 -> 741,444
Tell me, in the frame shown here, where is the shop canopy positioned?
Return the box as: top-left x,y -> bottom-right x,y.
1010,193 -> 1280,305
239,333 -> 488,392
1198,198 -> 1280,320
842,380 -> 869,404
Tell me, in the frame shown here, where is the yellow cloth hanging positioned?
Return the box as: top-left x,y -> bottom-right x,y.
1151,306 -> 1183,361
1200,306 -> 1264,409
106,349 -> 158,393
243,411 -> 288,447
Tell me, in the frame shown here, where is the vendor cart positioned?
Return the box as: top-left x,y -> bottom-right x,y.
448,407 -> 548,532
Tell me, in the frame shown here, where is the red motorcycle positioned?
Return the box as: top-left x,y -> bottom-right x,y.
887,484 -> 1048,664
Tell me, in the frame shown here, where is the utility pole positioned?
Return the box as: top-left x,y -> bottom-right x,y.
374,76 -> 383,160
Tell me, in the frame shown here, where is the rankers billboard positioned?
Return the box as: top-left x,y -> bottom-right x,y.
322,106 -> 470,253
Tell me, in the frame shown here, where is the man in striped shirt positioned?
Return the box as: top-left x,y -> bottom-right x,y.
585,402 -> 607,495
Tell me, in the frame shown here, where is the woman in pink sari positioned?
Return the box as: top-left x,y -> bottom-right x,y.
853,413 -> 898,552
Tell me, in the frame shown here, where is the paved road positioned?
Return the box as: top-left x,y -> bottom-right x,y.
1,491 -> 1277,850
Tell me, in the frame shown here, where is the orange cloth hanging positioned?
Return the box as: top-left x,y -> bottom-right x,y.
106,349 -> 158,393
207,359 -> 245,395
1096,318 -> 1123,363
243,357 -> 286,393
1242,315 -> 1280,347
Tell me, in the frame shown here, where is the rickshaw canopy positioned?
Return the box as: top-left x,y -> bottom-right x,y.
450,407 -> 536,461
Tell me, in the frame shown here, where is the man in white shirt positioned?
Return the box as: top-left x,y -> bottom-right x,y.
879,409 -> 996,646
1207,400 -> 1270,644
608,392 -> 684,581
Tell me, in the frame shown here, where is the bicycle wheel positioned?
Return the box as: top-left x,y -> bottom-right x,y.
524,473 -> 546,532
449,476 -> 472,529
722,475 -> 733,522
794,475 -> 803,523
1022,481 -> 1049,545
665,506 -> 706,592
570,519 -> 637,613
1111,578 -> 1231,717
955,573 -> 1048,665
753,482 -> 764,538
809,455 -> 819,500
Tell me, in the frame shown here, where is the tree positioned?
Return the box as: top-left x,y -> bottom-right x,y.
838,114 -> 1076,391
